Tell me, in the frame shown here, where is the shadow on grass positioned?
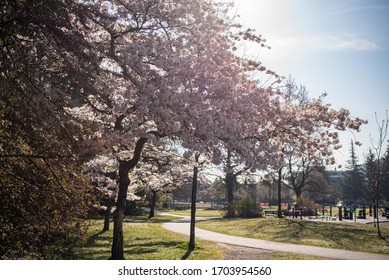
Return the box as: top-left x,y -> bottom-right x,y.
80,239 -> 184,260
79,217 -> 214,260
245,218 -> 308,243
77,250 -> 111,260
181,249 -> 193,260
123,216 -> 179,224
124,241 -> 186,258
86,229 -> 109,246
275,219 -> 307,240
276,219 -> 389,250
378,234 -> 389,243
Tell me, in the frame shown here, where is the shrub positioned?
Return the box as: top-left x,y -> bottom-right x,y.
223,196 -> 264,218
296,196 -> 316,208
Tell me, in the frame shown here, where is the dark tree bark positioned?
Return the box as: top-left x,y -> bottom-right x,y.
189,153 -> 200,251
286,157 -> 311,208
103,203 -> 112,231
375,172 -> 382,238
295,191 -> 303,208
225,149 -> 234,218
110,137 -> 147,260
225,171 -> 235,217
224,149 -> 249,218
148,190 -> 158,219
277,166 -> 283,218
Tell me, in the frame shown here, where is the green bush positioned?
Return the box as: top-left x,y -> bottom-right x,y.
223,196 -> 264,218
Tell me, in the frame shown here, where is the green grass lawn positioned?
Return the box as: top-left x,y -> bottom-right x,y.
160,208 -> 224,218
197,217 -> 389,255
270,252 -> 330,260
74,215 -> 224,260
75,214 -> 389,260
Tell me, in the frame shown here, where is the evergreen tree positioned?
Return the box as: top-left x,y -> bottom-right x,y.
341,141 -> 367,204
365,148 -> 378,204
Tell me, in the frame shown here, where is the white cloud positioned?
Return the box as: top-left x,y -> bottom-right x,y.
328,35 -> 379,51
266,34 -> 379,57
332,5 -> 389,15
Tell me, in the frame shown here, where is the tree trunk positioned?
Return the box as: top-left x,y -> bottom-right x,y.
103,203 -> 112,231
110,160 -> 130,260
224,149 -> 235,217
295,192 -> 302,208
277,167 -> 283,218
376,179 -> 382,238
148,190 -> 157,219
109,137 -> 147,260
189,154 -> 199,251
268,183 -> 272,207
225,172 -> 235,217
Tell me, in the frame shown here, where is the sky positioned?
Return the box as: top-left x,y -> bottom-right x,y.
232,0 -> 389,169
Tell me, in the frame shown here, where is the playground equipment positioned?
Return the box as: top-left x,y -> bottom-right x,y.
382,206 -> 389,219
280,204 -> 389,222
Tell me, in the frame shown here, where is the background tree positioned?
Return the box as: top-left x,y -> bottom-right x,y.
379,144 -> 389,202
263,166 -> 289,217
0,0 -> 117,259
258,177 -> 292,207
0,97 -> 96,258
207,148 -> 251,217
369,111 -> 389,237
285,156 -> 329,207
341,141 -> 366,205
199,178 -> 226,203
305,167 -> 332,204
263,77 -> 366,215
135,144 -> 190,219
364,148 -> 377,204
141,174 -> 172,219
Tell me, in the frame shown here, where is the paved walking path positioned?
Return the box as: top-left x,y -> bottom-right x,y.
159,212 -> 389,260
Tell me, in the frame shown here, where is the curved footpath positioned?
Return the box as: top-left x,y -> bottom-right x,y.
160,213 -> 389,260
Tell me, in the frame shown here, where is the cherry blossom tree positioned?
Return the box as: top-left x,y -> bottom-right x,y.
63,0 -> 281,259
134,144 -> 191,219
2,0 -> 268,259
84,151 -> 152,225
264,79 -> 367,216
141,174 -> 173,219
70,1 -> 365,257
84,155 -> 118,231
84,154 -> 146,230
